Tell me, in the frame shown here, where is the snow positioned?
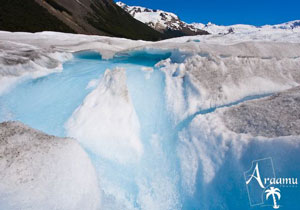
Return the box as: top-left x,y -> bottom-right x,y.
116,1 -> 196,32
0,121 -> 101,210
65,67 -> 143,163
116,2 -> 178,24
192,22 -> 259,35
117,1 -> 300,38
263,20 -> 300,31
193,20 -> 300,35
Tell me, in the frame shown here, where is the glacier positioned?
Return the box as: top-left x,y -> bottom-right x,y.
0,29 -> 300,210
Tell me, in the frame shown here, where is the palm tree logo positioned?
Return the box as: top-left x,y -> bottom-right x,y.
265,187 -> 281,209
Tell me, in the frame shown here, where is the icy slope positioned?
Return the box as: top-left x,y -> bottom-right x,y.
0,121 -> 101,210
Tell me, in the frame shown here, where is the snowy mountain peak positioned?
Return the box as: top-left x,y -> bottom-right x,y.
117,2 -> 299,36
116,2 -> 209,37
270,20 -> 300,30
192,20 -> 300,35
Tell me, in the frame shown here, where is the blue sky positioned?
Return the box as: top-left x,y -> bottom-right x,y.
118,0 -> 300,26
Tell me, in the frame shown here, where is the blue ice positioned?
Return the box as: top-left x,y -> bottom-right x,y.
0,50 -> 299,210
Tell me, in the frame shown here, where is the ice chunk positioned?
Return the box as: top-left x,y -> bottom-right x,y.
66,67 -> 143,163
0,121 -> 101,210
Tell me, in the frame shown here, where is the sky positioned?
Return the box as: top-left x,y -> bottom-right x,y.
118,0 -> 300,26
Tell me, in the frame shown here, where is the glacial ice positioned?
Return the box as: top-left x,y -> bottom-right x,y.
0,40 -> 72,95
0,30 -> 300,210
66,67 -> 143,163
223,86 -> 300,137
176,89 -> 300,209
160,50 -> 300,121
0,121 -> 101,210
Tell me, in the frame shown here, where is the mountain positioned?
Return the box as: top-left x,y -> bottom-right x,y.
1,1 -> 298,41
191,22 -> 258,35
265,20 -> 300,30
192,20 -> 300,35
116,1 -> 299,37
0,0 -> 166,41
116,2 -> 209,37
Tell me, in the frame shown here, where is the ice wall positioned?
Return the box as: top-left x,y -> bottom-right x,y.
176,86 -> 300,209
160,51 -> 300,122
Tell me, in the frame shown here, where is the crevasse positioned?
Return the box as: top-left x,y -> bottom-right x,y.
0,50 -> 299,210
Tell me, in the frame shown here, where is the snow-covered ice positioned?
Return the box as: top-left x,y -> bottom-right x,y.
176,86 -> 300,208
157,42 -> 300,121
0,25 -> 300,210
0,121 -> 101,210
0,40 -> 72,95
223,86 -> 300,137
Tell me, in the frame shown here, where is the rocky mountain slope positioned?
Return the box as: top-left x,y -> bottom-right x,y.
116,1 -> 209,37
0,0 -> 166,41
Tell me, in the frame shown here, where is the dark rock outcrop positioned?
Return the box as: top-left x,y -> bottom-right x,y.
0,0 -> 166,41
